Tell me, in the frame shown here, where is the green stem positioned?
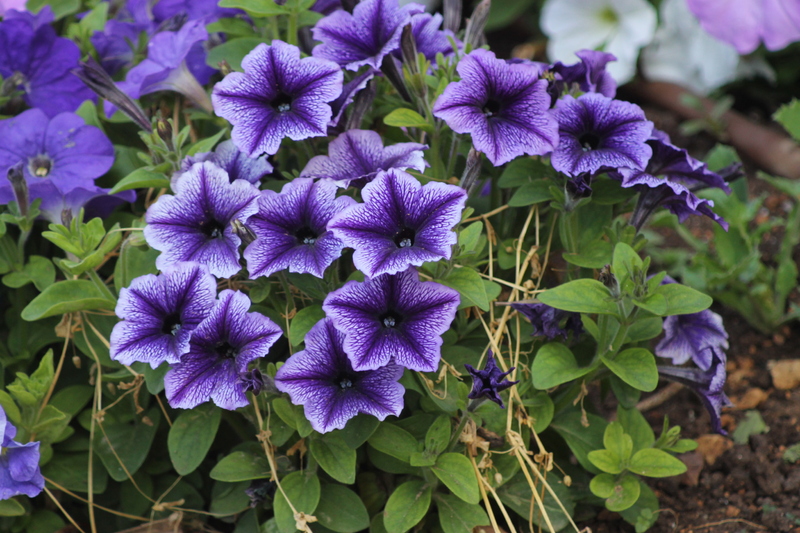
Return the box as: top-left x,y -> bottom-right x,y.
286,12 -> 298,46
445,411 -> 470,453
87,269 -> 116,302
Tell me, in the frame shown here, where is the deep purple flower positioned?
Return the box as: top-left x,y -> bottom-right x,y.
110,262 -> 216,368
152,0 -> 241,24
327,69 -> 375,130
244,178 -> 355,279
312,0 -> 424,71
465,351 -> 519,409
0,8 -> 95,116
511,302 -> 583,340
550,49 -> 617,99
432,48 -> 559,166
213,40 -> 343,157
0,109 -> 114,205
300,129 -> 427,187
656,309 -> 729,370
275,318 -> 405,433
323,268 -> 459,372
91,19 -> 150,75
176,140 -> 274,187
657,349 -> 731,434
165,290 -> 282,410
403,13 -> 458,62
240,368 -> 269,396
551,93 -> 653,176
0,405 -> 44,500
328,169 -> 466,278
144,161 -> 260,278
312,0 -> 342,15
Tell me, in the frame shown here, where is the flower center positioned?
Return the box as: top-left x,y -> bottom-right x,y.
598,6 -> 618,24
200,218 -> 227,239
379,310 -> 402,328
579,132 -> 601,151
215,341 -> 239,360
161,313 -> 182,336
28,154 -> 53,178
295,226 -> 318,245
393,227 -> 415,248
483,98 -> 502,117
271,91 -> 293,113
339,378 -> 354,389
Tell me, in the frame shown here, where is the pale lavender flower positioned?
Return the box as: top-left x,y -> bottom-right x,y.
0,405 -> 44,500
212,40 -> 343,157
511,302 -> 583,340
165,290 -> 282,410
465,351 -> 519,409
244,178 -> 355,279
323,268 -> 459,372
432,48 -> 559,166
144,162 -> 260,278
328,169 -> 466,278
110,262 -> 216,367
275,318 -> 405,433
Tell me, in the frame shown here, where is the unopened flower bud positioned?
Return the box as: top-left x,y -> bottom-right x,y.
7,162 -> 28,217
73,58 -> 152,131
598,264 -> 620,298
460,147 -> 482,193
232,219 -> 257,247
464,0 -> 491,49
443,0 -> 463,33
218,59 -> 233,77
400,24 -> 418,72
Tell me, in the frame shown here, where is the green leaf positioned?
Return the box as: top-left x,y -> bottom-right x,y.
497,157 -> 550,188
550,409 -> 607,473
589,473 -> 616,498
21,280 -> 115,320
43,453 -> 108,494
497,476 -> 575,533
602,348 -> 658,392
109,167 -> 169,194
309,433 -> 356,484
218,0 -> 289,16
563,240 -> 613,269
438,267 -> 496,311
619,480 -> 660,532
338,413 -> 380,449
537,279 -> 617,315
782,443 -> 800,463
0,499 -> 25,516
367,423 -> 419,463
114,243 -> 159,293
604,421 -> 633,462
383,480 -> 432,533
616,406 -> 655,452
274,471 -> 321,533
424,415 -> 451,456
435,494 -> 490,533
633,293 -> 667,316
604,475 -> 641,512
314,485 -> 370,533
629,448 -> 687,478
774,98 -> 800,142
289,305 -> 326,346
210,451 -> 271,483
0,391 -> 20,425
27,0 -> 81,19
587,450 -> 624,474
508,179 -> 554,206
168,404 -> 222,475
732,410 -> 769,445
210,480 -> 250,517
206,37 -> 267,71
383,108 -> 431,131
94,408 -> 161,482
2,255 -> 55,291
656,284 -> 713,316
431,453 -> 480,504
522,392 -> 554,432
611,242 -> 642,286
458,221 -> 483,253
187,128 -> 228,156
532,342 -> 593,389
625,317 -> 663,343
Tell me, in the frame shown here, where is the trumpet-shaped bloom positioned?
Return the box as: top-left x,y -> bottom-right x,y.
312,0 -> 424,71
144,162 -> 260,278
300,129 -> 426,187
110,263 -> 216,367
328,169 -> 466,278
165,290 -> 282,410
433,49 -> 559,166
244,178 -> 355,279
323,268 -> 459,372
656,309 -> 729,370
178,140 -> 274,186
212,40 -> 343,157
465,352 -> 519,409
0,406 -> 44,500
275,318 -> 405,433
511,302 -> 583,340
551,93 -> 653,176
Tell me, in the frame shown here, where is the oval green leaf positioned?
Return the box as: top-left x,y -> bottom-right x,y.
384,480 -> 432,533
629,448 -> 687,478
431,453 -> 481,504
309,433 -> 356,484
532,342 -> 593,390
314,484 -> 370,533
168,404 -> 222,475
537,279 -> 618,315
209,451 -> 271,482
602,348 -> 658,392
22,280 -> 115,321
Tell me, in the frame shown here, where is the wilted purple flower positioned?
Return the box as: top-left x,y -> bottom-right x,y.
656,309 -> 729,370
213,40 -> 343,157
312,0 -> 424,71
327,69 -> 375,131
432,48 -> 559,166
658,349 -> 731,434
551,93 -> 653,176
511,302 -> 583,340
177,140 -> 274,186
300,129 -> 426,187
110,262 -> 216,368
550,49 -> 617,99
165,290 -> 282,410
275,318 -> 405,433
0,109 -> 114,204
144,162 -> 259,278
244,178 -> 355,279
0,405 -> 44,500
0,8 -> 95,116
240,368 -> 267,395
323,268 -> 459,372
465,351 -> 519,409
328,169 -> 466,278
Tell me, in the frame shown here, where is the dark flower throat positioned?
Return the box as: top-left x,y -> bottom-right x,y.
579,132 -> 601,151
295,226 -> 318,245
393,227 -> 415,248
271,91 -> 293,113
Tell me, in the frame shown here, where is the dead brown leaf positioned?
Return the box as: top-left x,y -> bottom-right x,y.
733,387 -> 769,409
677,451 -> 704,486
768,359 -> 800,390
696,434 -> 734,465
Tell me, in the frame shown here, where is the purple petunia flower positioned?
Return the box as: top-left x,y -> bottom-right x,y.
312,0 -> 424,71
152,0 -> 241,24
0,7 -> 95,117
213,40 -> 343,157
656,309 -> 729,371
244,177 -> 355,279
657,349 -> 731,434
402,12 -> 459,62
327,69 -> 375,131
110,262 -> 217,368
275,318 -> 405,433
0,109 -> 115,204
432,48 -> 559,166
176,140 -> 274,187
550,49 -> 617,99
511,302 -> 583,340
0,405 -> 44,500
465,351 -> 519,409
144,161 -> 260,278
300,129 -> 427,187
328,169 -> 466,278
551,93 -> 654,176
323,268 -> 459,372
165,290 -> 282,410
